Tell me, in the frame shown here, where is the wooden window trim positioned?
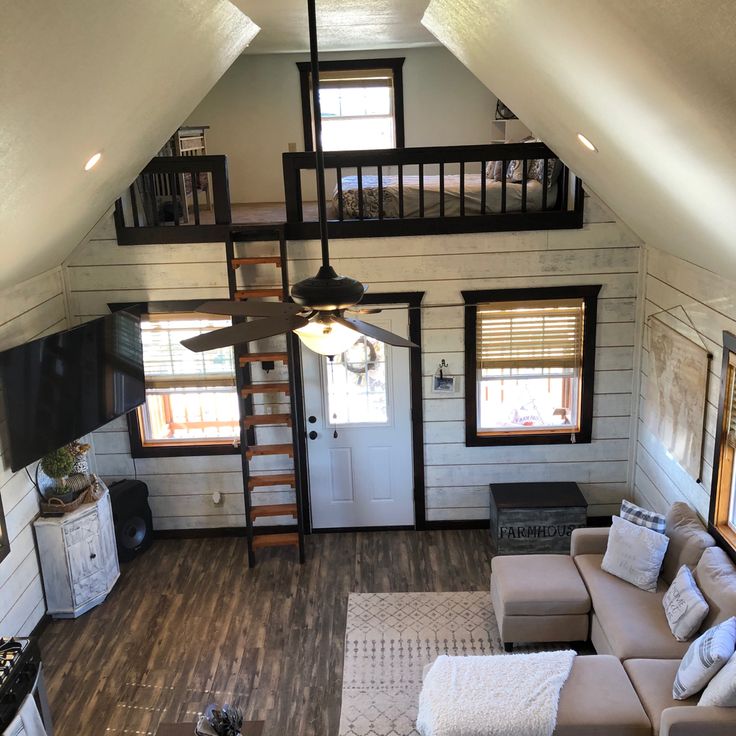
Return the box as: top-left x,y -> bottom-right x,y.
297,57 -> 406,152
709,331 -> 736,560
462,285 -> 601,447
111,301 -> 240,459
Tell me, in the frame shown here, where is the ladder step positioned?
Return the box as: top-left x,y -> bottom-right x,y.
243,413 -> 292,427
251,503 -> 297,520
239,352 -> 289,365
231,256 -> 282,269
246,443 -> 294,459
235,288 -> 283,300
252,532 -> 300,549
248,473 -> 295,490
241,382 -> 290,396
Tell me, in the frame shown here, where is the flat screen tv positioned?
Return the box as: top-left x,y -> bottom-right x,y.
0,310 -> 145,471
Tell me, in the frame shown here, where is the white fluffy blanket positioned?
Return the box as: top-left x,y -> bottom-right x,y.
416,651 -> 576,736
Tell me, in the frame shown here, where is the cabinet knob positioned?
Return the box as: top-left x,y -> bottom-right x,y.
90,553 -> 97,559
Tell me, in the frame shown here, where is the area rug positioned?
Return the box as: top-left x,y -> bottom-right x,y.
339,591 -> 550,736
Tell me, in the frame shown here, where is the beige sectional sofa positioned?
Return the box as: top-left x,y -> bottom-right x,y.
490,501 -> 736,735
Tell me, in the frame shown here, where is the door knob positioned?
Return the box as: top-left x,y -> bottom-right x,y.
90,553 -> 97,559
308,430 -> 318,440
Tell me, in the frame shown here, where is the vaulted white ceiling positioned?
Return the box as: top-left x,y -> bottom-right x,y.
423,0 -> 736,279
0,1 -> 258,289
232,0 -> 436,54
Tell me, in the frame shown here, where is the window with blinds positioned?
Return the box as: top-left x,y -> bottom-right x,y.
298,59 -> 404,152
464,286 -> 599,446
134,314 -> 239,449
712,340 -> 736,546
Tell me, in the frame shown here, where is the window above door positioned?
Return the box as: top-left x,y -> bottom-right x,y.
297,58 -> 405,152
463,286 -> 601,446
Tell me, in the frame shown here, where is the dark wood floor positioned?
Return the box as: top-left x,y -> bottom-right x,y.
39,530 -> 492,736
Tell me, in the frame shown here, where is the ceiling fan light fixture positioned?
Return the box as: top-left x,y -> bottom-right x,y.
294,315 -> 358,356
291,265 -> 366,311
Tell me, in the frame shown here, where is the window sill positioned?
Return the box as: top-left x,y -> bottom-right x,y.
466,429 -> 591,447
130,442 -> 240,459
712,522 -> 736,561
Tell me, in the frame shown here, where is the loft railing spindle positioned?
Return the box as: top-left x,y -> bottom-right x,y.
419,163 -> 425,217
460,161 -> 465,217
357,165 -> 364,220
521,159 -> 528,212
501,160 -> 507,214
481,160 -> 487,215
191,171 -> 201,225
398,164 -> 404,218
336,166 -> 344,221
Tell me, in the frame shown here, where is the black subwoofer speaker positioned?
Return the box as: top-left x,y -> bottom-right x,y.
108,479 -> 153,562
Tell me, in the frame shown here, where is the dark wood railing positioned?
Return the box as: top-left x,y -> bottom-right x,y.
114,155 -> 231,245
282,142 -> 584,239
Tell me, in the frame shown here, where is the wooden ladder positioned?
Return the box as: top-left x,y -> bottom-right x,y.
227,225 -> 307,566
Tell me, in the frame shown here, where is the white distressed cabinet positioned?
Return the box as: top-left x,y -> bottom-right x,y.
34,484 -> 120,618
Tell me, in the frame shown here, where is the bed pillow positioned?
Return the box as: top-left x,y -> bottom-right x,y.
601,515 -> 669,592
621,499 -> 666,533
699,650 -> 736,706
663,565 -> 710,641
485,160 -> 504,181
673,617 -> 736,699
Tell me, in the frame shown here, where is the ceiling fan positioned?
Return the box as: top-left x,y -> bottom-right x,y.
181,0 -> 418,358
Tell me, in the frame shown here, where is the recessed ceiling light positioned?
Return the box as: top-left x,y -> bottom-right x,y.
84,152 -> 102,171
576,133 -> 597,152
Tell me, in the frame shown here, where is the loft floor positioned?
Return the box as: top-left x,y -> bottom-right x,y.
38,530 -> 492,736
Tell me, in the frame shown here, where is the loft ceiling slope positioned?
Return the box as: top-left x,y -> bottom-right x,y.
232,0 -> 437,53
0,0 -> 259,290
422,0 -> 736,279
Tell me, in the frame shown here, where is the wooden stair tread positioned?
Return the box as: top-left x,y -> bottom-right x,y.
246,443 -> 294,458
231,256 -> 282,269
239,352 -> 289,365
241,382 -> 290,395
235,288 -> 283,300
251,503 -> 297,520
243,413 -> 292,427
252,532 -> 299,549
248,473 -> 295,489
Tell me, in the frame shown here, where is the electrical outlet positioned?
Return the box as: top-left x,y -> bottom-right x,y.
212,491 -> 222,505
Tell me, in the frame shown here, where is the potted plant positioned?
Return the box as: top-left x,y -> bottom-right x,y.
40,446 -> 76,502
195,704 -> 243,736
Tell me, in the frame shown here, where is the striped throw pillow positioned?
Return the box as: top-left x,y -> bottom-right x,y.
621,499 -> 666,533
673,617 -> 736,699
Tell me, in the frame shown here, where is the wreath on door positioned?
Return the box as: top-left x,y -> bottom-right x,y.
344,338 -> 378,376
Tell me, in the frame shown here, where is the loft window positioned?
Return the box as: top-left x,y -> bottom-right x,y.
127,312 -> 240,458
709,331 -> 736,554
297,58 -> 405,151
463,286 -> 600,446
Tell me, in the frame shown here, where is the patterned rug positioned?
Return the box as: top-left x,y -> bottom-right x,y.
339,592 -> 506,736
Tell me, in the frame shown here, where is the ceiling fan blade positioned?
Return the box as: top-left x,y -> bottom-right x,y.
347,307 -> 383,315
181,315 -> 309,352
195,300 -> 304,319
333,316 -> 418,348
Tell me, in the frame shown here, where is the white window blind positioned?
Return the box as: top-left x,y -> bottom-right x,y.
727,369 -> 736,448
315,68 -> 394,90
476,298 -> 585,370
140,314 -> 234,388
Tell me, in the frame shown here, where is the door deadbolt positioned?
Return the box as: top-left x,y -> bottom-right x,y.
308,415 -> 317,424
308,430 -> 318,440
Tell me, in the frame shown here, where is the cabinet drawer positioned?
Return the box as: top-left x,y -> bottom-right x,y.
72,569 -> 108,608
63,510 -> 99,545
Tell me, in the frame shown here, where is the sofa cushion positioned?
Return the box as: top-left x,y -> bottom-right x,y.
661,502 -> 715,584
673,617 -> 736,699
624,659 -> 698,736
575,554 -> 690,660
492,554 -> 591,616
601,515 -> 669,592
662,565 -> 710,641
694,546 -> 736,631
555,655 -> 651,736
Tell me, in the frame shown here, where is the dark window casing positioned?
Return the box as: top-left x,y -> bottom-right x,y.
462,285 -> 601,447
297,57 -> 406,152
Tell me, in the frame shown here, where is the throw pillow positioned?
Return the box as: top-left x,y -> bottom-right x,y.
673,617 -> 736,700
699,650 -> 736,706
621,499 -> 666,533
484,160 -> 504,181
663,565 -> 710,641
601,515 -> 669,592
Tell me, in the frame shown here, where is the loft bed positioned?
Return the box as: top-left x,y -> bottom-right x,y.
282,142 -> 583,238
114,142 -> 583,246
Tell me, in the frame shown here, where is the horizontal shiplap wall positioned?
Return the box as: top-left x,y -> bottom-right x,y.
633,246 -> 736,520
66,196 -> 640,528
0,268 -> 68,635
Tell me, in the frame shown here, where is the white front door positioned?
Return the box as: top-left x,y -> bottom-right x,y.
303,310 -> 414,529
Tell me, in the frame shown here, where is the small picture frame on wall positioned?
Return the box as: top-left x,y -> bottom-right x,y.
432,375 -> 456,394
